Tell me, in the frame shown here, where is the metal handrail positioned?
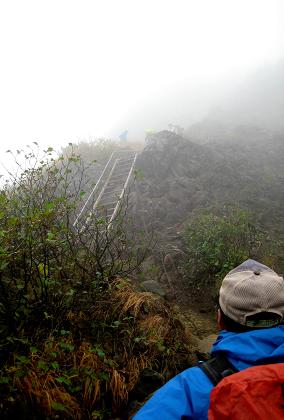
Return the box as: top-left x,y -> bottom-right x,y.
73,152 -> 114,227
108,153 -> 138,229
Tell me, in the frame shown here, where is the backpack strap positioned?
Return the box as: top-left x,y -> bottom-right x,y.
199,352 -> 239,386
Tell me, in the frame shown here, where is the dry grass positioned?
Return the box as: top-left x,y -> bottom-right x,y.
77,343 -> 103,407
83,377 -> 101,407
1,278 -> 195,418
108,369 -> 128,411
77,342 -> 100,371
14,370 -> 82,419
113,279 -> 169,319
124,355 -> 148,391
67,310 -> 88,323
138,315 -> 169,343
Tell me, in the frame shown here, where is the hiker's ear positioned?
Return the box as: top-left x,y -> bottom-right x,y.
217,309 -> 226,330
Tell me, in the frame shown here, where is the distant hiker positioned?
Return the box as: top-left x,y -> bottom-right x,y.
119,130 -> 128,142
134,259 -> 284,419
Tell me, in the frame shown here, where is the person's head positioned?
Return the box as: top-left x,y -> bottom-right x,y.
217,259 -> 284,332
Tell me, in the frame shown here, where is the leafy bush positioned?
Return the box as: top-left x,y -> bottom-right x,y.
0,277 -> 192,419
184,207 -> 262,284
0,144 -> 191,419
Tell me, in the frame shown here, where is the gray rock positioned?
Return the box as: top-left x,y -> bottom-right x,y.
139,256 -> 162,281
140,280 -> 166,297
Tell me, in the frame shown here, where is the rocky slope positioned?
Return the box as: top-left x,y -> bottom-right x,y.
133,129 -> 284,244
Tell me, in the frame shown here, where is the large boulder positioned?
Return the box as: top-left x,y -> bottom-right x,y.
140,280 -> 166,297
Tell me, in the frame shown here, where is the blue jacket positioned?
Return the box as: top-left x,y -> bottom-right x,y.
133,325 -> 284,419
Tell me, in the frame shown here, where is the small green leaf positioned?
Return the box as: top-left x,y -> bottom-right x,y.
0,261 -> 9,270
47,231 -> 55,240
38,360 -> 47,370
51,402 -> 66,411
99,372 -> 109,381
91,347 -> 105,358
56,377 -> 71,386
59,342 -> 74,352
51,361 -> 59,370
65,288 -> 74,297
60,329 -> 70,336
15,355 -> 29,364
111,320 -> 121,328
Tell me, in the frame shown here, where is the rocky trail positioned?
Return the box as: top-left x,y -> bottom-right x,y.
174,303 -> 218,356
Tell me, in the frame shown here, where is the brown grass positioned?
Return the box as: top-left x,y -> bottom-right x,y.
113,279 -> 169,319
77,343 -> 103,407
67,310 -> 88,322
83,377 -> 101,407
77,342 -> 100,371
15,370 -> 82,419
2,278 -> 195,418
138,315 -> 169,343
109,369 -> 128,411
124,355 -> 148,391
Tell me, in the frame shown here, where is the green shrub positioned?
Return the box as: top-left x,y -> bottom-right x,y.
0,144 -> 146,359
184,207 -> 262,284
0,144 -> 189,419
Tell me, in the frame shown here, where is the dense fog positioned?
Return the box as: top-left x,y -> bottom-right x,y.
110,59 -> 284,141
1,2 -> 284,417
0,0 -> 284,160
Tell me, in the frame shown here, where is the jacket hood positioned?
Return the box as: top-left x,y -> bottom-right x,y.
211,325 -> 284,370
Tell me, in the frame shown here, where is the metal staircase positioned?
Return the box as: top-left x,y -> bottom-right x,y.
73,150 -> 138,230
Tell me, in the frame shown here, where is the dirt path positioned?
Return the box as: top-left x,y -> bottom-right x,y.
174,304 -> 218,354
196,334 -> 218,354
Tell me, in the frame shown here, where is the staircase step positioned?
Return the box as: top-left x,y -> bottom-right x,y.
99,200 -> 118,207
74,151 -> 137,228
116,163 -> 133,167
117,158 -> 133,162
106,177 -> 127,184
109,172 -> 128,176
102,190 -> 121,196
110,171 -> 129,177
103,184 -> 122,190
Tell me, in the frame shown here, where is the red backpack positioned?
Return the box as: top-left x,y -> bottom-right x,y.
199,353 -> 284,419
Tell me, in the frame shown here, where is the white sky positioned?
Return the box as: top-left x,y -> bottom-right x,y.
0,0 -> 284,174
